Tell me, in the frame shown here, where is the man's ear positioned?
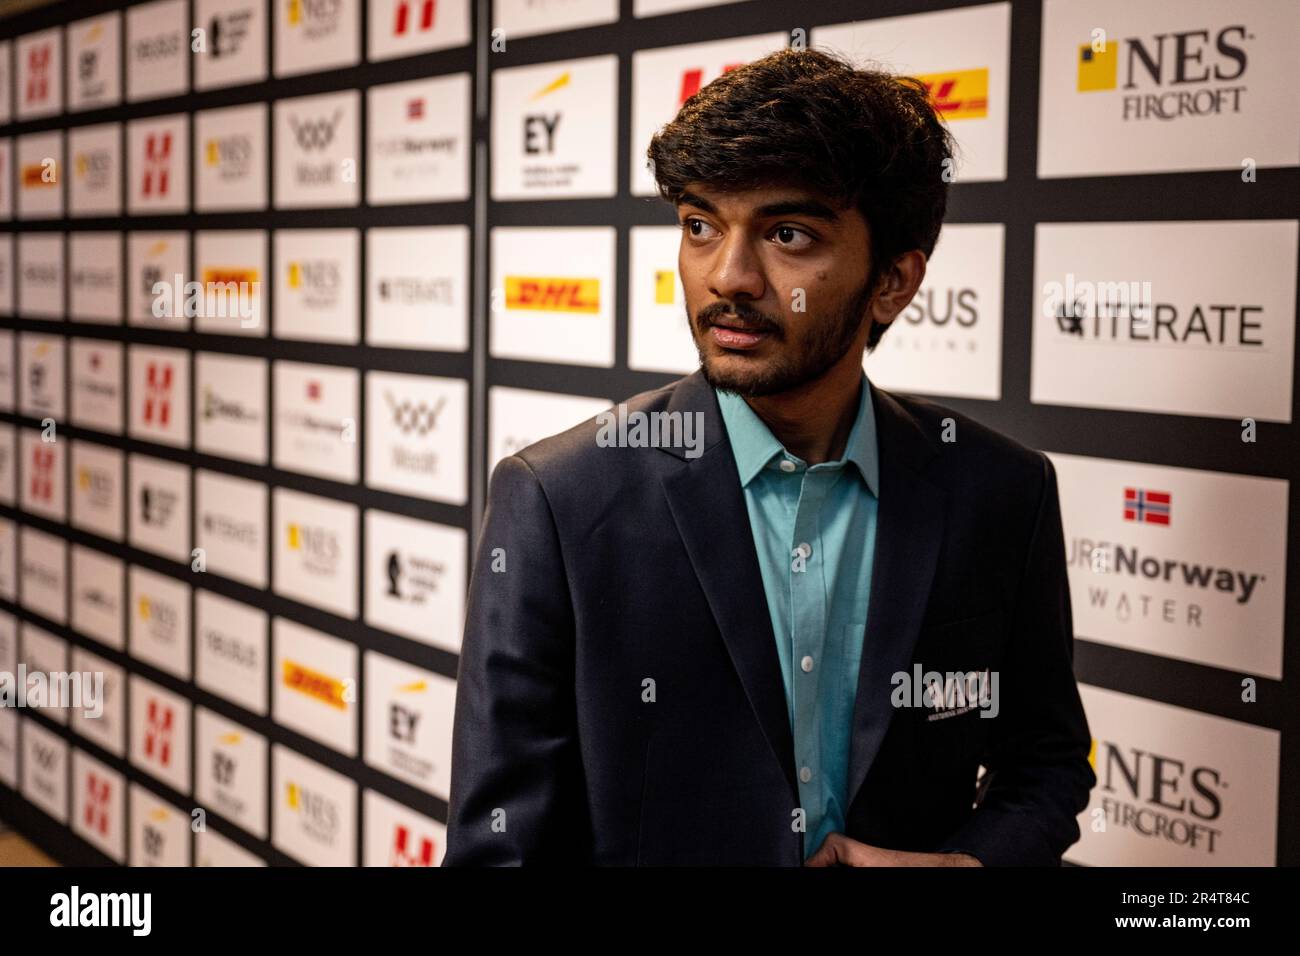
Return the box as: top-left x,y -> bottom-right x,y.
867,250 -> 928,331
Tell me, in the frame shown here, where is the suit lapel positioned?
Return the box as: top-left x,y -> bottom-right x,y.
658,372 -> 799,799
845,381 -> 946,809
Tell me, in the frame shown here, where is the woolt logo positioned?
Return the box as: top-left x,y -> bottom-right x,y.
141,132 -> 173,197
142,362 -> 174,426
25,46 -> 51,104
391,825 -> 435,866
394,0 -> 436,35
144,699 -> 174,767
289,110 -> 342,151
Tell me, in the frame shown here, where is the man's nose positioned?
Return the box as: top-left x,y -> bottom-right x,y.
708,233 -> 766,302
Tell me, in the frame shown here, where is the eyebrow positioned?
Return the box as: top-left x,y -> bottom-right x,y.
676,191 -> 841,223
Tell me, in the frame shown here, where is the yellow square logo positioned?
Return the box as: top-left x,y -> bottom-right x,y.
1077,42 -> 1118,92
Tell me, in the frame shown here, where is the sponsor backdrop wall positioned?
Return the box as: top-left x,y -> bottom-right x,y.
0,0 -> 1296,867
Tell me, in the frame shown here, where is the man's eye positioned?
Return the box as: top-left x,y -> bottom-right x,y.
772,226 -> 813,250
685,218 -> 718,239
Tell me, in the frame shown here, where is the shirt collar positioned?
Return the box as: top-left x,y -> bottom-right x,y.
715,373 -> 879,495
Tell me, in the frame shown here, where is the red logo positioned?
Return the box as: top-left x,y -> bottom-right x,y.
85,773 -> 112,835
394,0 -> 436,35
144,699 -> 174,767
678,64 -> 742,106
25,46 -> 51,105
406,98 -> 425,120
1123,487 -> 1171,526
142,132 -> 173,197
391,825 -> 435,866
306,380 -> 321,400
143,361 -> 173,426
29,446 -> 55,502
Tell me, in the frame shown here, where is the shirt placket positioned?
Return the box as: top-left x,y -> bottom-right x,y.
788,462 -> 835,828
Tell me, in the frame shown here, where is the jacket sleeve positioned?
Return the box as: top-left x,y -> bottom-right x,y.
939,452 -> 1096,866
441,454 -> 591,865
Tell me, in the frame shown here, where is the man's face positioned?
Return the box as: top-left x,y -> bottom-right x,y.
676,183 -> 874,397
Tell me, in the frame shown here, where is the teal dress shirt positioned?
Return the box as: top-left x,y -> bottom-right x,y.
716,375 -> 879,861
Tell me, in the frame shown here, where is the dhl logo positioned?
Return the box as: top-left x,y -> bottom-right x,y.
282,659 -> 348,710
504,276 -> 600,314
202,267 -> 258,285
1077,42 -> 1119,92
530,71 -> 571,101
916,68 -> 988,120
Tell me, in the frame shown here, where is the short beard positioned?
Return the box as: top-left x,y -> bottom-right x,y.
695,280 -> 874,398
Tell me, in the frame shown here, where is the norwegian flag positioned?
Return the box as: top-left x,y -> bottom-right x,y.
1123,487 -> 1171,525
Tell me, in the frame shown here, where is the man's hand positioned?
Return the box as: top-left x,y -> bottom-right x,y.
805,833 -> 983,867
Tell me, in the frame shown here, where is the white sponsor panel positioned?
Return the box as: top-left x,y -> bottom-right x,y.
70,646 -> 126,756
273,361 -> 359,483
493,0 -> 617,38
363,788 -> 446,866
71,750 -> 126,862
274,89 -> 360,208
70,338 -> 124,433
814,2 -> 1010,182
1069,685 -> 1278,866
70,544 -> 125,651
490,227 -> 616,367
364,509 -> 466,653
195,589 -> 269,716
19,623 -> 68,724
17,233 -> 64,318
20,428 -> 65,522
128,114 -> 189,214
196,707 -> 268,838
128,453 -> 191,563
367,74 -> 471,204
16,28 -> 62,121
864,223 -> 1004,400
69,232 -> 123,323
129,232 -> 189,329
273,617 -> 358,756
365,371 -> 467,504
366,226 -> 469,351
1050,452 -> 1287,679
128,784 -> 191,866
369,0 -> 469,60
364,652 -> 455,799
69,123 -> 122,217
272,744 -> 357,867
128,345 -> 190,448
19,331 -> 64,419
129,675 -> 191,795
71,441 -> 125,540
273,488 -> 359,619
629,33 -> 786,196
1039,0 -> 1300,178
492,55 -> 617,199
22,719 -> 68,822
195,469 -> 269,590
67,12 -> 122,111
196,352 -> 269,464
195,0 -> 268,90
628,225 -> 694,373
0,425 -> 13,505
126,0 -> 188,102
488,385 -> 611,475
1031,221 -> 1297,422
0,520 -> 13,602
0,239 -> 12,315
20,526 -> 67,625
129,565 -> 192,680
195,103 -> 269,211
273,229 -> 359,343
274,0 -> 360,77
195,230 -> 269,337
197,828 -> 267,866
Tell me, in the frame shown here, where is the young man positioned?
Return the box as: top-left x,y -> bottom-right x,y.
444,49 -> 1095,866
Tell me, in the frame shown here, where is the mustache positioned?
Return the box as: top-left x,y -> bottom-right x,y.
695,301 -> 784,336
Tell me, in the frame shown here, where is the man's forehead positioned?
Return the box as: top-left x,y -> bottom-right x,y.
677,183 -> 850,223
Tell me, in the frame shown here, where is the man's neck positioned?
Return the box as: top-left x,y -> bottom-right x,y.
744,355 -> 865,466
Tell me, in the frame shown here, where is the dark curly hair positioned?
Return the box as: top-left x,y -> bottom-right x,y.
648,48 -> 956,350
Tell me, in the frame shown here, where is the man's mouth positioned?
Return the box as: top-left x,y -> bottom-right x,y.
707,315 -> 773,350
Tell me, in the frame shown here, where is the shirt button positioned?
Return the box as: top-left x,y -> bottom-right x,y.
779,459 -> 797,473
799,766 -> 813,783
801,655 -> 814,673
796,542 -> 812,558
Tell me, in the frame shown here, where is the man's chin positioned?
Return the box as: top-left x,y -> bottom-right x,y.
698,351 -> 796,398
